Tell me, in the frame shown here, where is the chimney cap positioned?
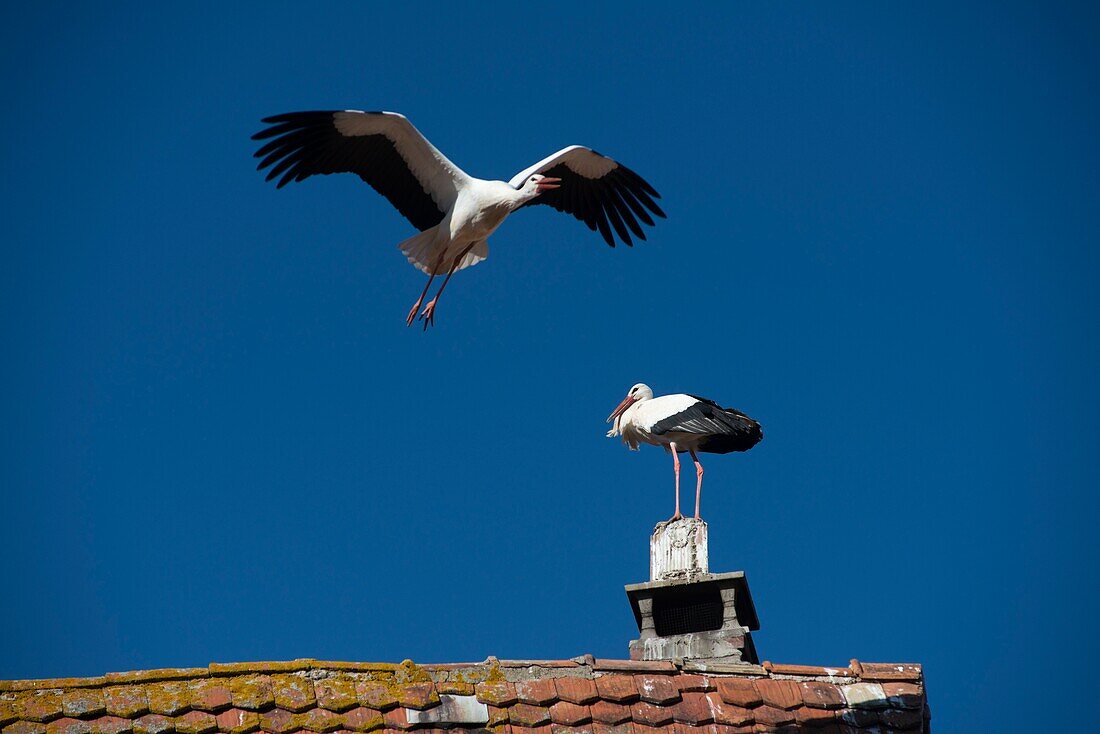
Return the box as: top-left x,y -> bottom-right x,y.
625,570 -> 760,632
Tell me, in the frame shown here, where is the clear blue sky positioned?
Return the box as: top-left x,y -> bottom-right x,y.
1,3 -> 1097,732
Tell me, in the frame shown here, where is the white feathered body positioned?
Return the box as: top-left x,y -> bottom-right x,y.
399,179 -> 522,275
609,394 -> 700,451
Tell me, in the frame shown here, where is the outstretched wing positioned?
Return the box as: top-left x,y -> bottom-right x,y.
508,146 -> 665,247
252,110 -> 470,231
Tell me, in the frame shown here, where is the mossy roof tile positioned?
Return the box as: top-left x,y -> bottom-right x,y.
1,659 -> 925,734
20,694 -> 63,723
257,710 -> 294,734
314,679 -> 358,713
103,689 -> 147,720
187,683 -> 230,714
44,720 -> 88,734
354,683 -> 397,713
61,691 -> 106,719
145,685 -> 189,718
131,716 -> 172,734
225,678 -> 271,713
342,708 -> 384,733
270,676 -> 315,713
4,721 -> 46,734
213,710 -> 258,734
173,712 -> 215,734
298,709 -> 342,733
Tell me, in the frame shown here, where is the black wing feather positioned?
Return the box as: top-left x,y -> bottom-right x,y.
521,160 -> 664,248
651,397 -> 764,454
251,111 -> 445,232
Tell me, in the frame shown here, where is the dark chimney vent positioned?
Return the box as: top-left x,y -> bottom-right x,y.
625,518 -> 760,663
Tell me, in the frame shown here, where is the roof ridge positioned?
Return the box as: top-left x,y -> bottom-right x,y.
0,657 -> 923,692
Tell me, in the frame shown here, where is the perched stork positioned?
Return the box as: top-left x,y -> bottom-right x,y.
606,383 -> 763,521
251,110 -> 665,328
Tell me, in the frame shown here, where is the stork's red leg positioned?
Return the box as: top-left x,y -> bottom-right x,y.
419,242 -> 478,330
690,449 -> 704,519
407,251 -> 448,327
669,442 -> 683,521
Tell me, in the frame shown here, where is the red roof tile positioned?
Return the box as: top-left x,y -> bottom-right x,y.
593,676 -> 638,704
714,680 -> 761,709
554,679 -> 598,706
515,681 -> 557,707
548,701 -> 590,726
0,657 -> 927,734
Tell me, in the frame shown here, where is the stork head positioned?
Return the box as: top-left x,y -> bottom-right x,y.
606,383 -> 653,424
519,173 -> 562,199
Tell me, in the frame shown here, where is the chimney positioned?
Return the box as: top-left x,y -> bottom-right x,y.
625,517 -> 760,663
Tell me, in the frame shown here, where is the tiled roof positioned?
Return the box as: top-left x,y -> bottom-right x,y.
0,656 -> 929,734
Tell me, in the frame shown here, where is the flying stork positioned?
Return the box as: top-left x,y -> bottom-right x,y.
251,110 -> 665,328
606,384 -> 763,521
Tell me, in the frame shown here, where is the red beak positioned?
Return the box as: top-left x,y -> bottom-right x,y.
606,394 -> 636,423
536,177 -> 562,192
